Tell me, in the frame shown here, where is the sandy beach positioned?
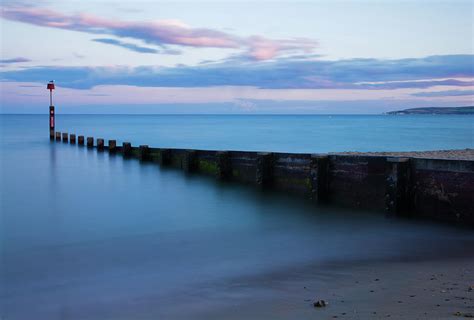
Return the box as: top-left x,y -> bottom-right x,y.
190,257 -> 474,320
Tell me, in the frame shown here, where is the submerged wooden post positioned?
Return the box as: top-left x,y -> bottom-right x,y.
217,151 -> 231,180
55,132 -> 61,142
385,157 -> 411,216
97,138 -> 104,151
78,135 -> 84,146
108,140 -> 116,153
310,154 -> 329,203
49,106 -> 55,141
139,145 -> 150,161
86,137 -> 94,148
122,142 -> 132,157
183,150 -> 197,173
159,149 -> 171,166
256,152 -> 273,187
70,134 -> 76,144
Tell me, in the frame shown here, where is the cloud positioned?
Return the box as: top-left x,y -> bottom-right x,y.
92,38 -> 182,55
358,79 -> 474,89
1,55 -> 472,90
2,85 -> 470,114
0,6 -> 317,60
92,38 -> 158,54
411,89 -> 474,97
0,57 -> 30,63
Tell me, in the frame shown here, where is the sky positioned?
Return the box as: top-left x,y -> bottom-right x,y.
0,0 -> 473,114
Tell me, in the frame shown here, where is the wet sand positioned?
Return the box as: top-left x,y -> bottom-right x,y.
4,221 -> 473,320
190,257 -> 474,320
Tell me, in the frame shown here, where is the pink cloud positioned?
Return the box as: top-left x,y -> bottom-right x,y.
246,36 -> 317,61
0,6 -> 317,60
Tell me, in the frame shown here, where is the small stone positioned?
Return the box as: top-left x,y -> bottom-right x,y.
314,300 -> 328,308
468,286 -> 474,292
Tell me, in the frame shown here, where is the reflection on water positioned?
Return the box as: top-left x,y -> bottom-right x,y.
1,115 -> 473,319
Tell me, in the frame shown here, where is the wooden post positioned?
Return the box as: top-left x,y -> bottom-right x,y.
310,154 -> 329,203
122,142 -> 132,157
139,145 -> 150,161
385,157 -> 411,216
108,140 -> 116,153
62,133 -> 68,143
55,132 -> 61,142
78,135 -> 84,146
159,149 -> 171,166
97,138 -> 104,151
217,151 -> 231,180
256,152 -> 273,187
87,137 -> 94,148
183,150 -> 197,173
70,134 -> 76,144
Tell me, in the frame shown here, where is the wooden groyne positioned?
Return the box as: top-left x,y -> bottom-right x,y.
53,132 -> 474,226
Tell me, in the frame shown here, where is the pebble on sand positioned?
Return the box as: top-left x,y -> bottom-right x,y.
314,300 -> 328,308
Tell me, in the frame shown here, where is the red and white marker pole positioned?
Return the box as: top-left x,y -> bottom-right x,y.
47,81 -> 55,140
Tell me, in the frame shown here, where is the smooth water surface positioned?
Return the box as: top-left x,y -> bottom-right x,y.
1,115 -> 473,319
6,114 -> 472,153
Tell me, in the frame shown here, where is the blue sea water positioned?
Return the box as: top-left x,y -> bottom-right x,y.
5,114 -> 471,153
1,114 -> 473,319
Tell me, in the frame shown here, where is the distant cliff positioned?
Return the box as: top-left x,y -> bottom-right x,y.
387,106 -> 474,115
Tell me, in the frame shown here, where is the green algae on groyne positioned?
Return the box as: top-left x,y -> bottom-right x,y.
53,132 -> 474,226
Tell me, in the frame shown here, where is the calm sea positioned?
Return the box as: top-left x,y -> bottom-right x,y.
1,114 -> 473,319
3,114 -> 472,152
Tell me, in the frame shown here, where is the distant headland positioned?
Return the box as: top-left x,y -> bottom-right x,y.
387,106 -> 474,115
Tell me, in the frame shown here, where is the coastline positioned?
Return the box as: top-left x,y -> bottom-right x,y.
193,256 -> 474,320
